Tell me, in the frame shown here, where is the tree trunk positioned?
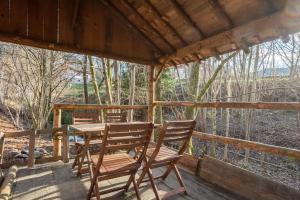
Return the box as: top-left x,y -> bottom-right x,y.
102,59 -> 113,104
128,64 -> 136,122
88,56 -> 103,122
83,55 -> 89,104
223,76 -> 232,161
114,61 -> 121,105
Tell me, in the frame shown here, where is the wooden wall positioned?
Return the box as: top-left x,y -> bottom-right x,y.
0,0 -> 156,65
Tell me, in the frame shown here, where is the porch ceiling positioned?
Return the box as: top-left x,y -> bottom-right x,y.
0,0 -> 299,66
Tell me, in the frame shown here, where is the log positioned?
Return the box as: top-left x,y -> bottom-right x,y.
53,104 -> 148,110
193,131 -> 300,160
0,165 -> 18,200
154,101 -> 300,110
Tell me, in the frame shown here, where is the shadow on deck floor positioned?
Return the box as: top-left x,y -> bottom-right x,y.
12,161 -> 245,200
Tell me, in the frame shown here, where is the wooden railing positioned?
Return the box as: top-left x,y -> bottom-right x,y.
52,103 -> 148,158
0,127 -> 68,168
155,101 -> 300,161
192,132 -> 300,160
154,101 -> 300,110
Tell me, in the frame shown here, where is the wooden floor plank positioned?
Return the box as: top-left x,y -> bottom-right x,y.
12,161 -> 243,200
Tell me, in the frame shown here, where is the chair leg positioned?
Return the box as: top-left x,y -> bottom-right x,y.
132,175 -> 141,200
137,168 -> 147,187
87,170 -> 100,200
161,165 -> 173,180
137,157 -> 148,186
173,164 -> 188,195
72,145 -> 82,169
147,169 -> 161,200
77,146 -> 88,176
124,173 -> 134,192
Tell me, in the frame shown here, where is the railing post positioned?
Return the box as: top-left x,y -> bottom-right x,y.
0,132 -> 4,166
62,126 -> 69,163
148,66 -> 155,141
53,108 -> 62,158
28,130 -> 36,168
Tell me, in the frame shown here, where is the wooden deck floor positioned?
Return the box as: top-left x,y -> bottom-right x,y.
12,161 -> 245,200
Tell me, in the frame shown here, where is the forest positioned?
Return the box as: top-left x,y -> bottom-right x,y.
0,33 -> 299,190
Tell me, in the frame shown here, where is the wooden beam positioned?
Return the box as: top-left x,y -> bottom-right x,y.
193,131 -> 300,160
54,104 -> 148,110
159,3 -> 300,64
154,101 -> 300,110
123,0 -> 176,51
154,65 -> 164,81
144,0 -> 188,46
100,0 -> 164,55
170,0 -> 205,38
207,0 -> 234,28
0,31 -> 157,65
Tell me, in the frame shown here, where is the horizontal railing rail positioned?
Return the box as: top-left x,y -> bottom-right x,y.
0,126 -> 68,168
192,131 -> 300,160
155,101 -> 300,110
54,104 -> 148,110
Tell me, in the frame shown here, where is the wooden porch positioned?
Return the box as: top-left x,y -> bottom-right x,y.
12,161 -> 243,200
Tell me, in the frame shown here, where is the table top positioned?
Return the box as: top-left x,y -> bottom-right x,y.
69,123 -> 106,132
69,122 -> 161,133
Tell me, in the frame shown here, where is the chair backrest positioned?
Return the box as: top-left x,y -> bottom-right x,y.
156,120 -> 196,155
105,112 -> 127,123
72,111 -> 99,124
95,122 -> 153,170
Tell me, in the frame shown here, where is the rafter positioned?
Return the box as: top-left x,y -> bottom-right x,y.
158,5 -> 300,65
144,0 -> 187,46
123,0 -> 176,51
72,0 -> 81,28
207,0 -> 234,28
100,0 -> 163,55
169,0 -> 205,38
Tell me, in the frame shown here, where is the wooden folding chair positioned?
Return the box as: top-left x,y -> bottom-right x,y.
137,120 -> 196,200
87,122 -> 153,200
72,111 -> 100,170
105,112 -> 127,123
72,111 -> 99,124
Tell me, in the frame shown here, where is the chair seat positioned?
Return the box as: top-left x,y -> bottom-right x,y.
146,143 -> 180,162
91,153 -> 139,174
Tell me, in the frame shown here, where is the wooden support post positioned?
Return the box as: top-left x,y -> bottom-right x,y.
53,108 -> 62,158
148,66 -> 155,141
28,130 -> 36,168
62,126 -> 69,163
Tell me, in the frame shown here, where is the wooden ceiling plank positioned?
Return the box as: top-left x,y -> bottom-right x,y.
123,0 -> 176,51
71,0 -> 81,28
159,3 -> 300,64
170,0 -> 205,38
144,0 -> 187,46
100,0 -> 163,55
207,0 -> 234,28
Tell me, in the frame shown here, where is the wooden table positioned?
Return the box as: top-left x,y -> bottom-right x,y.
68,123 -> 106,176
69,123 -> 106,134
69,122 -> 161,135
